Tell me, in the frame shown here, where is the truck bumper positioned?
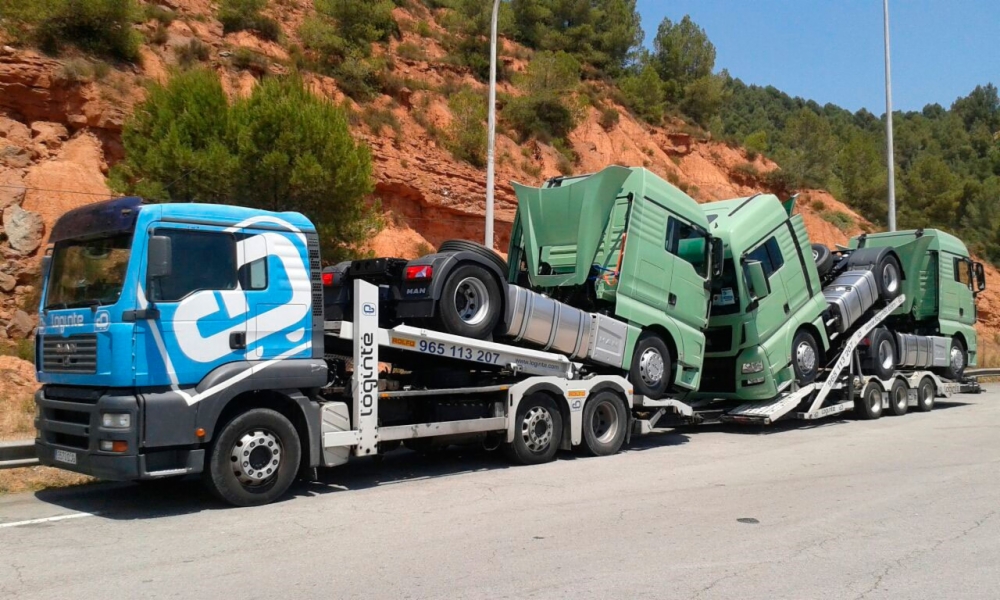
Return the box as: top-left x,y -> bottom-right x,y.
34,386 -> 204,481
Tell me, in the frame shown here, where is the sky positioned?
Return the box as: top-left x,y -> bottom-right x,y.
636,0 -> 1000,114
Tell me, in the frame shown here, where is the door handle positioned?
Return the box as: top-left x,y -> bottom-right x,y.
668,293 -> 677,307
783,303 -> 790,314
960,308 -> 964,317
229,331 -> 247,350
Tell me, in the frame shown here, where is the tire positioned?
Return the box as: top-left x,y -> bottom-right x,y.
811,244 -> 833,277
854,382 -> 884,420
888,378 -> 909,416
916,376 -> 936,412
437,263 -> 503,339
863,327 -> 896,380
439,240 -> 508,274
940,337 -> 967,381
875,253 -> 902,301
791,329 -> 821,384
629,332 -> 672,399
580,391 -> 628,457
203,408 -> 301,507
503,393 -> 563,465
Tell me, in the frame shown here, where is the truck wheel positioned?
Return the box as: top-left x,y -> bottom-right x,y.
888,379 -> 909,416
854,382 -> 884,420
504,393 -> 563,465
437,264 -> 502,339
203,408 -> 301,507
941,337 -> 966,380
916,376 -> 936,412
580,391 -> 628,457
629,332 -> 672,399
876,254 -> 902,301
864,327 -> 896,380
792,329 -> 821,384
811,244 -> 833,276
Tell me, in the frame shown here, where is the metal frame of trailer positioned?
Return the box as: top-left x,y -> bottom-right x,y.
708,294 -> 979,425
317,280 -> 692,461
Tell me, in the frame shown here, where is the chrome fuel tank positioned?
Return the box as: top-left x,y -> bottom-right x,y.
822,270 -> 879,333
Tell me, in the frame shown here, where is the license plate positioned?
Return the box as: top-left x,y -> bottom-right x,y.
54,449 -> 77,465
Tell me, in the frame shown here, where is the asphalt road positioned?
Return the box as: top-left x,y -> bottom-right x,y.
2,387 -> 998,599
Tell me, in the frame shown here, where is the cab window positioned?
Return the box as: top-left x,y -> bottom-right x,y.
666,217 -> 710,279
954,257 -> 972,288
745,237 -> 784,279
151,229 -> 237,301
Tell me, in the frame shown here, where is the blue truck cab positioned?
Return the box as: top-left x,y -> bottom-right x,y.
34,197 -> 328,485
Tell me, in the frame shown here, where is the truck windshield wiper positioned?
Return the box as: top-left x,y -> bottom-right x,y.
62,299 -> 103,309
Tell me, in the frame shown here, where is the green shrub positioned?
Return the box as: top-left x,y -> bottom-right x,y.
0,0 -> 143,62
396,41 -> 426,61
821,210 -> 853,231
149,23 -> 169,45
175,39 -> 211,67
447,87 -> 487,167
315,0 -> 398,50
598,107 -> 620,131
504,94 -> 576,144
218,0 -> 280,41
334,52 -> 382,102
231,47 -> 269,72
733,162 -> 759,179
616,64 -> 665,124
144,4 -> 175,25
360,106 -> 401,137
110,70 -> 378,261
58,58 -> 110,82
415,20 -> 432,38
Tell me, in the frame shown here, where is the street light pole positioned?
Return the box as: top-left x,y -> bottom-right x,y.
485,0 -> 501,249
883,0 -> 897,231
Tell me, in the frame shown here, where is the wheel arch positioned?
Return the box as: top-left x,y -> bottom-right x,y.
209,388 -> 321,472
507,383 -> 572,450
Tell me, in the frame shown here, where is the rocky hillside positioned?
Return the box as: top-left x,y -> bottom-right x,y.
0,0 -> 998,350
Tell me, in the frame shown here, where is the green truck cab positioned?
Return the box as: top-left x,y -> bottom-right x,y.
694,195 -> 831,400
506,166 -> 720,397
848,229 -> 986,377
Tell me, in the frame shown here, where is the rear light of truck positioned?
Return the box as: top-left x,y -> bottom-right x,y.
322,272 -> 334,286
405,266 -> 433,280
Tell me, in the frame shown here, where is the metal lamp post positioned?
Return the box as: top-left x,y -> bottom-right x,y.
484,0 -> 501,249
883,0 -> 897,231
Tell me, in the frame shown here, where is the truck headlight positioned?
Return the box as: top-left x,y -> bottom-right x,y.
101,413 -> 131,428
741,360 -> 764,374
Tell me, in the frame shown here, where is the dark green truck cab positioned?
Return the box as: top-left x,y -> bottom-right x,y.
849,229 -> 986,374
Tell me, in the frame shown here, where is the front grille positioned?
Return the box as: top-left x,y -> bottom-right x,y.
705,326 -> 733,353
41,334 -> 97,374
699,358 -> 736,393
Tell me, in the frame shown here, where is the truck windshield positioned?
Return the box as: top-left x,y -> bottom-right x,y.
710,259 -> 742,316
44,233 -> 133,309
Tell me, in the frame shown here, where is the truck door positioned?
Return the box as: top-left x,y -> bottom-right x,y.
776,221 -> 811,314
239,228 -> 313,362
138,225 -> 246,388
945,255 -> 976,326
618,198 -> 672,312
743,236 -> 787,351
665,216 -> 710,330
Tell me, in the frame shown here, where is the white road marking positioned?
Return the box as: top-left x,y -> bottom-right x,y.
0,512 -> 98,529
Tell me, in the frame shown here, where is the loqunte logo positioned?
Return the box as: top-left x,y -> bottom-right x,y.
362,302 -> 376,316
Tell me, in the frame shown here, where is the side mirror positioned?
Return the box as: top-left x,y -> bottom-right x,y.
148,235 -> 173,279
975,262 -> 986,292
711,237 -> 724,278
746,260 -> 770,300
